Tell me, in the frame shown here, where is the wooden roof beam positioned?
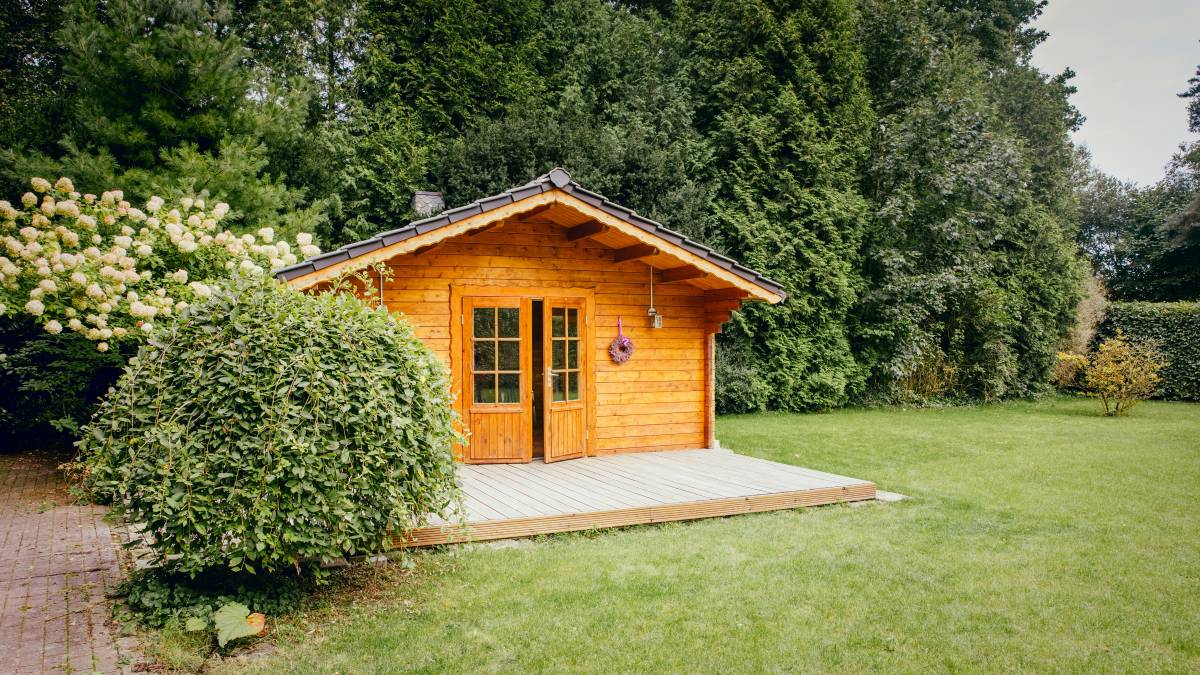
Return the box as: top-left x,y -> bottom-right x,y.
659,266 -> 706,283
613,243 -> 658,263
565,221 -> 606,241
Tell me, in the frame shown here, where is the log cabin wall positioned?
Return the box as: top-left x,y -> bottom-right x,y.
379,214 -> 710,455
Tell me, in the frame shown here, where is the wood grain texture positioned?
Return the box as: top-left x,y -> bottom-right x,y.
387,218 -> 723,455
396,449 -> 876,546
543,296 -> 588,462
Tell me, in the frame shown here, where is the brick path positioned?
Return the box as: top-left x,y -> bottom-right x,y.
0,452 -> 138,674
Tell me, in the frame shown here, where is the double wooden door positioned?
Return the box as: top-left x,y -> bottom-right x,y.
462,295 -> 588,463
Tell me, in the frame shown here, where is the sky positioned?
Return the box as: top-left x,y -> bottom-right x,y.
1030,0 -> 1200,186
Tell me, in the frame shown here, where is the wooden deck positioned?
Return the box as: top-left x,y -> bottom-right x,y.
398,449 -> 875,546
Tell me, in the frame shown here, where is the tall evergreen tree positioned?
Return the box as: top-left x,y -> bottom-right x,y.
680,0 -> 874,410
0,0 -> 69,156
0,0 -> 321,233
432,0 -> 716,241
357,0 -> 547,136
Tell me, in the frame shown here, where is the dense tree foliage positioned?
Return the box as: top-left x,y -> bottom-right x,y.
853,0 -> 1082,401
682,0 -> 873,410
0,0 -> 67,152
1076,146 -> 1199,303
1,0 -> 1100,419
0,0 -> 323,235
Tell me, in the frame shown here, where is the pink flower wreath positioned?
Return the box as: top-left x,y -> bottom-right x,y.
609,316 -> 634,364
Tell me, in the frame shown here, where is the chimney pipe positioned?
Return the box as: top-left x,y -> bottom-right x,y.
412,191 -> 445,218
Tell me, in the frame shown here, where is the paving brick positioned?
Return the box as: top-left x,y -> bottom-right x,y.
0,452 -> 133,674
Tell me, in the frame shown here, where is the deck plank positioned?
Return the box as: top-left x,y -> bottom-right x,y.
633,451 -> 844,494
540,459 -> 685,506
468,469 -> 569,517
460,472 -> 543,519
487,464 -> 602,514
491,464 -> 631,512
587,454 -> 752,500
398,449 -> 875,547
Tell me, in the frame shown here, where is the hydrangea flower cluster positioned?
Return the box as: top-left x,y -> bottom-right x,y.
0,177 -> 321,350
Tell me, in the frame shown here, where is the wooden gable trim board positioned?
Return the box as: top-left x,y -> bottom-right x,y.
282,190 -> 783,304
286,191 -> 558,290
516,203 -> 553,222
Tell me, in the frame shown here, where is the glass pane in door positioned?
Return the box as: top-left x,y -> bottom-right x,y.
473,373 -> 496,403
548,304 -> 581,403
472,303 -> 520,405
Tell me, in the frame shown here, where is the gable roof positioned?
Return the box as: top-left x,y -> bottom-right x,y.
273,168 -> 785,302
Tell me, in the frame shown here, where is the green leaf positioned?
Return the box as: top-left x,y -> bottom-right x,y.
213,602 -> 259,647
184,616 -> 208,632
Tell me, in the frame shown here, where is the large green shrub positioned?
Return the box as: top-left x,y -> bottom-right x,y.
76,275 -> 460,575
1096,302 -> 1200,400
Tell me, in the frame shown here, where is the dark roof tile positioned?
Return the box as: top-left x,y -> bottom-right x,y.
445,203 -> 483,224
278,264 -> 314,281
310,250 -> 350,271
570,189 -> 605,208
414,217 -> 448,234
508,184 -> 544,201
599,201 -> 635,221
477,193 -> 514,210
345,239 -> 385,257
380,229 -> 416,246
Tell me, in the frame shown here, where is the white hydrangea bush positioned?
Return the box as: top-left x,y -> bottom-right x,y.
0,177 -> 322,350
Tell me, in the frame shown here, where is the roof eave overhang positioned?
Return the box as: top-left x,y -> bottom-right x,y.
276,175 -> 785,304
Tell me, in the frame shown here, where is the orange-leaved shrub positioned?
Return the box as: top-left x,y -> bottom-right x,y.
1053,351 -> 1088,390
1083,331 -> 1165,416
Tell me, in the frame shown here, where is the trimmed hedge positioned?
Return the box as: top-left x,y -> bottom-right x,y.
1096,302 -> 1200,401
77,276 -> 461,575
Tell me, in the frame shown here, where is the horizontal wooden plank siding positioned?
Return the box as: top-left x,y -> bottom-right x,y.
381,217 -> 708,454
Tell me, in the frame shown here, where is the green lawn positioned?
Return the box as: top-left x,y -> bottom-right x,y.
241,397 -> 1200,673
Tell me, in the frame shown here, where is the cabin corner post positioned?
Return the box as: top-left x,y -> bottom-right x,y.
705,331 -> 717,450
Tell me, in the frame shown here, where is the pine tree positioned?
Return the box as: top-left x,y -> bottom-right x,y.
1,0 -> 320,233
680,0 -> 874,410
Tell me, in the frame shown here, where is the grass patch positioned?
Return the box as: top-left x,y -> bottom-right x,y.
209,397 -> 1198,672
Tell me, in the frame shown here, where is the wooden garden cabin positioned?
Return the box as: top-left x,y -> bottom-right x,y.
275,168 -> 785,464
274,169 -> 877,546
